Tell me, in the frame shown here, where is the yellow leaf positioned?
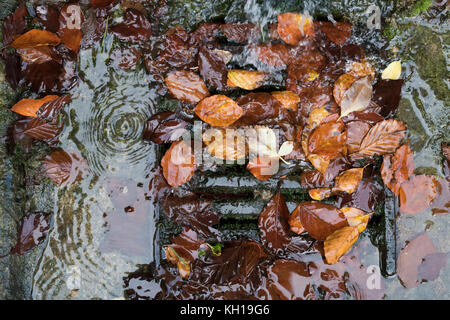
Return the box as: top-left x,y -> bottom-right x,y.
227,70 -> 266,90
324,226 -> 359,264
333,167 -> 365,194
341,207 -> 372,233
381,60 -> 401,80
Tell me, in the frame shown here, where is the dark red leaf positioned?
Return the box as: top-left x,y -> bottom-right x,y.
143,111 -> 188,144
21,59 -> 62,94
198,46 -> 228,91
7,118 -> 34,153
91,0 -> 117,8
42,150 -> 87,185
23,117 -> 64,143
169,228 -> 203,263
36,5 -> 60,33
336,178 -> 385,213
34,94 -> 72,121
220,23 -> 260,43
110,9 -> 152,44
10,213 -> 50,255
258,192 -> 291,252
295,201 -> 348,240
1,50 -> 22,89
2,4 -> 27,45
372,79 -> 404,118
316,21 -> 352,45
160,26 -> 197,69
234,92 -> 284,126
110,47 -> 142,70
189,23 -> 221,46
345,120 -> 371,154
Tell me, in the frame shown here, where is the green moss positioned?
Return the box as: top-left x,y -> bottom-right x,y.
408,0 -> 433,16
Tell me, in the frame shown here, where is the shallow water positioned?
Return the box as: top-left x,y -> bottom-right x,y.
0,0 -> 446,299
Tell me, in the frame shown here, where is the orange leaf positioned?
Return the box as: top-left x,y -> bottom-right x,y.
227,69 -> 266,90
392,144 -> 414,186
347,60 -> 375,79
161,140 -> 197,187
164,246 -> 191,279
17,46 -> 62,64
340,207 -> 372,233
307,106 -> 331,129
165,70 -> 209,104
247,156 -> 277,180
194,95 -> 243,127
346,120 -> 371,154
288,205 -> 305,234
358,119 -> 406,156
271,91 -> 300,111
333,73 -> 356,106
277,12 -> 314,45
307,153 -> 334,175
399,175 -> 438,214
333,167 -> 365,194
309,187 -> 332,200
58,4 -> 84,53
308,120 -> 347,155
10,29 -> 60,49
11,95 -> 59,117
203,128 -> 246,161
324,226 -> 359,264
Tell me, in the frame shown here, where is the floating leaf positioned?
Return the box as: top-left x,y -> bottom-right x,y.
340,76 -> 373,118
271,91 -> 300,111
277,12 -> 314,45
247,157 -> 278,181
381,61 -> 401,80
324,226 -> 359,264
161,140 -> 197,187
110,8 -> 152,43
358,119 -> 406,156
258,192 -> 291,252
165,70 -> 210,104
417,252 -> 448,283
194,95 -> 243,127
333,167 -> 365,194
11,95 -> 59,117
10,29 -> 61,49
143,112 -> 188,144
382,144 -> 414,195
203,128 -> 246,161
295,201 -> 348,240
399,175 -> 438,214
397,233 -> 440,288
10,213 -> 50,255
227,69 -> 266,90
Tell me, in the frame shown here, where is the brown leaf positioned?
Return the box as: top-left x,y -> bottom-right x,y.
254,43 -> 290,67
36,94 -> 72,121
308,187 -> 332,201
358,119 -> 406,156
392,144 -> 414,186
288,206 -> 306,234
10,213 -> 50,255
198,46 -> 228,91
317,21 -> 352,45
247,157 -> 277,181
110,9 -> 152,43
165,246 -> 191,279
333,167 -> 365,194
307,153 -> 335,175
340,76 -> 373,118
220,23 -> 260,43
165,70 -> 209,104
324,226 -> 359,264
42,150 -> 87,185
277,12 -> 314,45
346,121 -> 371,154
397,233 -> 439,288
271,91 -> 300,111
11,95 -> 59,117
399,175 -> 438,214
36,5 -> 60,33
161,140 -> 197,187
194,95 -> 243,127
233,92 -> 284,126
23,117 -> 64,142
333,73 -> 356,106
58,4 -> 84,53
10,29 -> 61,49
258,192 -> 291,252
295,201 -> 348,240
227,70 -> 266,90
17,46 -> 62,64
91,0 -> 117,8
2,4 -> 27,45
336,178 -> 385,213
143,112 -> 188,144
308,120 -> 347,155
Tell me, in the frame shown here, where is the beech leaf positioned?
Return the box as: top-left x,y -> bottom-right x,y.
10,29 -> 61,49
381,61 -> 401,80
165,70 -> 210,104
324,226 -> 359,264
340,76 -> 373,118
227,70 -> 266,90
333,167 -> 365,194
358,119 -> 406,156
194,95 -> 243,127
399,175 -> 438,214
10,212 -> 50,255
161,140 -> 197,187
277,12 -> 314,45
11,95 -> 59,117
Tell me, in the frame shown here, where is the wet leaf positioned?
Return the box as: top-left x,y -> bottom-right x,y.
58,3 -> 84,53
42,150 -> 87,185
165,70 -> 209,104
300,170 -> 332,189
258,192 -> 291,252
91,0 -> 116,7
358,119 -> 406,156
307,106 -> 331,129
271,91 -> 300,111
431,177 -> 450,216
336,178 -> 385,213
295,201 -> 348,240
333,73 -> 356,106
168,228 -> 203,263
10,29 -> 61,49
247,157 -> 277,181
36,5 -> 60,33
162,195 -> 221,239
340,76 -> 372,118
194,95 -> 243,127
317,21 -> 352,45
382,144 -> 415,195
2,4 -> 27,45
110,47 -> 142,70
417,252 -> 448,283
165,246 -> 191,279
308,187 -> 332,201
220,23 -> 260,43
307,153 -> 335,175
442,143 -> 450,177
11,95 -> 59,117
36,94 -> 72,121
397,233 -> 440,288
371,79 -> 404,118
17,46 -> 62,64
161,140 -> 197,187
340,207 -> 371,233
203,128 -> 246,161
10,213 -> 50,255
277,12 -> 314,45
143,112 -> 188,144
110,9 -> 152,43
7,118 -> 34,153
324,226 -> 359,264
234,92 -> 283,126
288,206 -> 306,234
308,120 -> 346,155
198,46 -> 228,91
23,117 -> 63,142
345,121 -> 371,154
21,59 -> 63,93
227,70 -> 266,90
399,175 -> 438,214
254,43 -> 290,67
333,167 -> 365,194
2,50 -> 21,89
381,61 -> 401,80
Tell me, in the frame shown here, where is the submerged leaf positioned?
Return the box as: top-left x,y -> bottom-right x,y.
42,150 -> 87,185
10,213 -> 50,255
333,73 -> 356,106
399,175 -> 438,214
143,112 -> 188,144
2,4 -> 27,45
324,226 -> 359,264
194,95 -> 243,127
161,140 -> 196,187
165,70 -> 209,104
277,12 -> 314,45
